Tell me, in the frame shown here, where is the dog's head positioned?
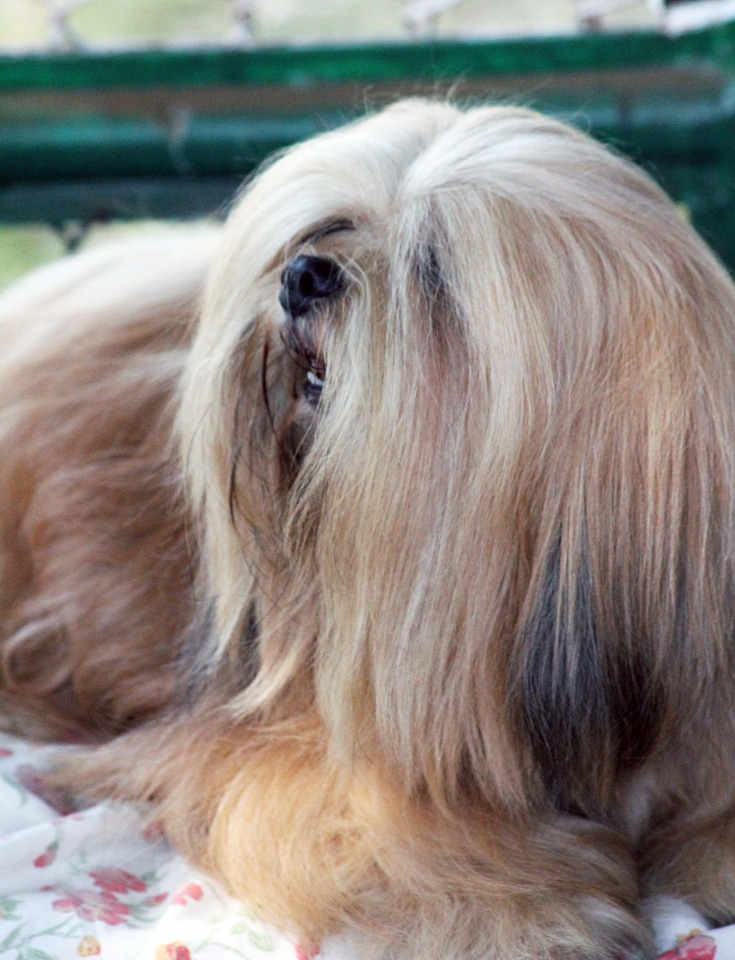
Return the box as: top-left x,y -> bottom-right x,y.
181,100 -> 735,813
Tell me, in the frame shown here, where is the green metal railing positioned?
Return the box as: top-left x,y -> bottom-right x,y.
1,19 -> 735,270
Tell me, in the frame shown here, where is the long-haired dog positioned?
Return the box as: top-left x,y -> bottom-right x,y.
2,99 -> 735,960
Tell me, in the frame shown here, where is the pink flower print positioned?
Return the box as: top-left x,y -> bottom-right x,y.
142,819 -> 166,843
146,892 -> 169,906
296,946 -> 321,960
33,840 -> 58,868
14,764 -> 76,814
77,935 -> 102,956
155,943 -> 192,960
659,932 -> 717,960
171,881 -> 203,905
89,866 -> 147,893
0,747 -> 13,758
52,889 -> 130,925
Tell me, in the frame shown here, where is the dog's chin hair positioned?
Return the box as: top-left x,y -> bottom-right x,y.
4,99 -> 735,958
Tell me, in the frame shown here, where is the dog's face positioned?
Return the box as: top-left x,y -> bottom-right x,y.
180,99 -> 735,816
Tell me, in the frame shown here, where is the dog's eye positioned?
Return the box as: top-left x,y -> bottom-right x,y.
303,368 -> 325,406
279,255 -> 344,319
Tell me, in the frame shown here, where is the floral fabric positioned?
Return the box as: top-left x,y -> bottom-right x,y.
0,733 -> 325,960
0,731 -> 734,959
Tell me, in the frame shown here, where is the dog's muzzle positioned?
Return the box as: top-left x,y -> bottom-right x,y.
279,255 -> 344,319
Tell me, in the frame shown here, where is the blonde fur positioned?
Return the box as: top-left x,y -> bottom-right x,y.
2,100 -> 735,958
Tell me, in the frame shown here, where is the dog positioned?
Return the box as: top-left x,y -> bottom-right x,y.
2,99 -> 735,959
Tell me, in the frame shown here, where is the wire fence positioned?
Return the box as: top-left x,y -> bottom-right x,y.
4,0 -> 735,50
2,0 -> 660,52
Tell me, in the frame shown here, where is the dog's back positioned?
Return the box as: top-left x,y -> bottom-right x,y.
0,230 -> 219,739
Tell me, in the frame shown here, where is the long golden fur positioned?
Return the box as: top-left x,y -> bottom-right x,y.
2,99 -> 735,959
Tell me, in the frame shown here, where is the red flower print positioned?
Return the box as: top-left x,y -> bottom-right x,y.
90,867 -> 147,893
154,942 -> 192,960
33,841 -> 58,868
296,946 -> 321,960
659,933 -> 717,960
15,764 -> 76,815
142,819 -> 167,843
77,935 -> 102,956
146,892 -> 169,906
52,889 -> 130,925
171,881 -> 203,905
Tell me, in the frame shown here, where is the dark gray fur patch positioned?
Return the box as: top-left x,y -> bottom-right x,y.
412,235 -> 467,358
518,538 -> 664,816
175,600 -> 217,704
176,599 -> 261,703
416,242 -> 446,300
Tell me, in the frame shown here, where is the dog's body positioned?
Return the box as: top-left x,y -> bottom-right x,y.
0,234 -> 217,739
2,101 -> 735,959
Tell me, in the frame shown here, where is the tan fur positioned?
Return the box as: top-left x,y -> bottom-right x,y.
3,100 -> 735,958
0,233 -> 218,738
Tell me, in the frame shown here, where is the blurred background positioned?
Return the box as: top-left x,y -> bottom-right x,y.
0,0 -> 715,289
0,0 -> 657,48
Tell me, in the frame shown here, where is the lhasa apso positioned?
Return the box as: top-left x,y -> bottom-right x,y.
2,99 -> 735,960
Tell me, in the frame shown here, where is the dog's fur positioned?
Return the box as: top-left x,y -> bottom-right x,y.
2,100 -> 735,959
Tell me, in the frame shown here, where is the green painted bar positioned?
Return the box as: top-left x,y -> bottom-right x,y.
0,115 -> 335,179
0,21 -> 734,270
0,176 -> 242,222
0,24 -> 733,92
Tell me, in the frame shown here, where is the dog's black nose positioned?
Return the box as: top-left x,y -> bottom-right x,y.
279,255 -> 344,319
